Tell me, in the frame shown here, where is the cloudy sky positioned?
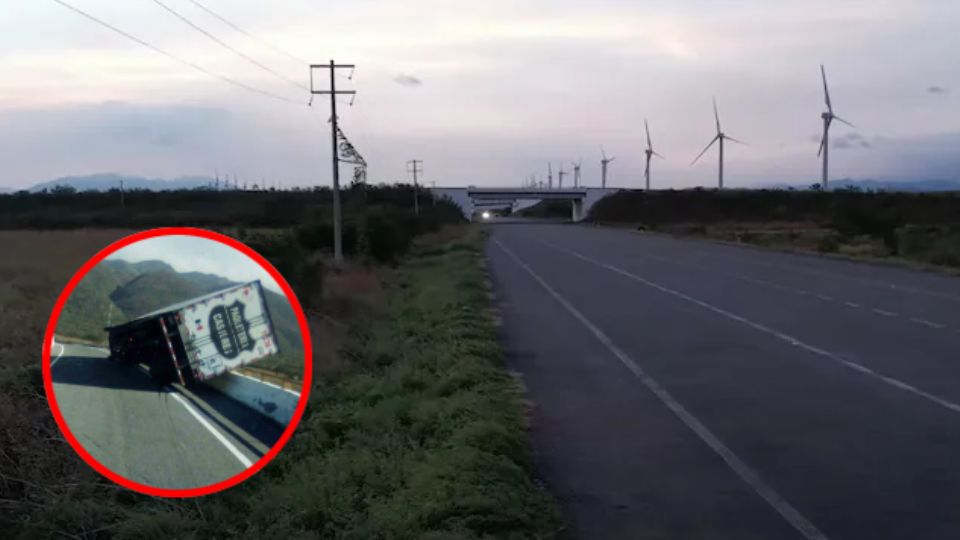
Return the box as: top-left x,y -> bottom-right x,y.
106,235 -> 283,293
2,0 -> 959,189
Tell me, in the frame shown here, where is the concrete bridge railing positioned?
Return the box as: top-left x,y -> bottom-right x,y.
429,187 -> 620,222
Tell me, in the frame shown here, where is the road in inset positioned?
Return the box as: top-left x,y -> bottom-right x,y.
487,223 -> 960,540
51,344 -> 282,490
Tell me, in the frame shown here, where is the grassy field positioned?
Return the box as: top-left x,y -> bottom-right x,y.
0,227 -> 561,538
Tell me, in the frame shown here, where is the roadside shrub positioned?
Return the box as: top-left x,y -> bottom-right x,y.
817,233 -> 841,253
365,209 -> 416,263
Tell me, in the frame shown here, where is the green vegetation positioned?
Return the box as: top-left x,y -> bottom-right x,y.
0,184 -> 462,234
589,188 -> 960,270
1,227 -> 561,538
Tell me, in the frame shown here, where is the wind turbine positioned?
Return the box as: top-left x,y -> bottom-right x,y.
558,164 -> 568,189
690,97 -> 746,189
572,159 -> 582,188
644,120 -> 664,191
818,64 -> 854,191
601,147 -> 616,188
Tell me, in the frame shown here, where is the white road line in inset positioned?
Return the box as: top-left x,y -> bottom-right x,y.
872,308 -> 897,318
910,317 -> 946,329
844,302 -> 861,308
816,294 -> 834,302
50,339 -> 65,368
495,239 -> 829,540
535,238 -> 960,417
796,290 -> 810,296
169,391 -> 254,468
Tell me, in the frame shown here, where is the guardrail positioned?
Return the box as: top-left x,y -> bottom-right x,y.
205,370 -> 301,425
234,366 -> 302,393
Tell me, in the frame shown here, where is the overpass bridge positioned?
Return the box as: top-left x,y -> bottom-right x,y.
430,187 -> 620,221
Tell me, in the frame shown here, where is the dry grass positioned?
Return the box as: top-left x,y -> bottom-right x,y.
0,229 -> 136,534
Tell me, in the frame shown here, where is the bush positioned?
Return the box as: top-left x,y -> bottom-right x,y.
817,233 -> 841,253
365,208 -> 415,263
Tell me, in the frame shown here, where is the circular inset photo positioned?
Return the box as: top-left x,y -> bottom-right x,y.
42,228 -> 312,497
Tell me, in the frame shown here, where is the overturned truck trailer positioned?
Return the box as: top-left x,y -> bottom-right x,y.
106,281 -> 281,385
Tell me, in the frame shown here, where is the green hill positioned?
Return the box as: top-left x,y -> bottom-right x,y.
58,259 -> 304,377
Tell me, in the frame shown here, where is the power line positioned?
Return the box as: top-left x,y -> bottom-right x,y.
51,0 -> 302,105
150,0 -> 309,92
187,0 -> 308,65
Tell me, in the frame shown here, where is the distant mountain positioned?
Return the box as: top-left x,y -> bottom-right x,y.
772,179 -> 960,192
58,259 -> 303,374
29,173 -> 215,193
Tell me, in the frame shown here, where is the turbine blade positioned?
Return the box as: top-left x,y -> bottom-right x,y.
653,151 -> 666,159
726,135 -> 749,146
817,132 -> 826,157
833,115 -> 855,128
821,64 -> 833,113
645,119 -> 652,149
713,97 -> 721,134
691,135 -> 720,166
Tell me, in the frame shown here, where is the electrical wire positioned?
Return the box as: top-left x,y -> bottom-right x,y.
51,0 -> 303,105
187,0 -> 308,65
150,0 -> 309,92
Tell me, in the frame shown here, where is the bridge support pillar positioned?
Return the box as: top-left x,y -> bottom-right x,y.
571,199 -> 584,222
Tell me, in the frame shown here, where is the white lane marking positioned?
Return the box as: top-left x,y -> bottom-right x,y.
872,309 -> 897,318
169,391 -> 254,468
625,227 -> 960,304
598,236 -> 947,332
494,238 -> 829,540
50,338 -> 65,368
535,238 -> 960,416
910,317 -> 946,329
692,243 -> 960,304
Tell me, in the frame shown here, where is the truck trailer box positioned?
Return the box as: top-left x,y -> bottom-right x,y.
106,281 -> 281,385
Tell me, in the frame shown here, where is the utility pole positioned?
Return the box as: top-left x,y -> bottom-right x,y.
310,60 -> 356,264
119,179 -> 125,208
407,159 -> 423,216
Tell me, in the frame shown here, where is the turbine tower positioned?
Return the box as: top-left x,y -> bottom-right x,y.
558,164 -> 568,189
572,159 -> 582,188
547,162 -> 554,189
601,147 -> 616,188
691,97 -> 746,189
818,64 -> 854,191
644,120 -> 664,191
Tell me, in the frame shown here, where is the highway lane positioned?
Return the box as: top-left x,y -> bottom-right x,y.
51,343 -> 282,490
487,224 -> 960,540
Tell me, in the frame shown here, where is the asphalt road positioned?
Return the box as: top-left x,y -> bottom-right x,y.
487,223 -> 960,540
51,343 -> 282,490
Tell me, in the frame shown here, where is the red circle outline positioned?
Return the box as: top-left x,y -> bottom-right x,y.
41,227 -> 313,498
